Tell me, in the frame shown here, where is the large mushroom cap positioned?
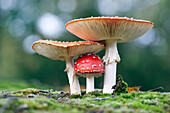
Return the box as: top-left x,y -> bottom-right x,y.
65,16 -> 154,42
32,40 -> 104,60
74,53 -> 104,77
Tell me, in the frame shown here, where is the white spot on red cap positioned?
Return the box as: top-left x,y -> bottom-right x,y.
92,64 -> 97,67
93,70 -> 100,72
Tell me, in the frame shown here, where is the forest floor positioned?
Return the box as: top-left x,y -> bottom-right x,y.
0,88 -> 169,113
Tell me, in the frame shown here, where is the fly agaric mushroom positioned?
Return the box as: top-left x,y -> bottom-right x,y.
74,53 -> 104,93
65,16 -> 154,94
32,40 -> 104,95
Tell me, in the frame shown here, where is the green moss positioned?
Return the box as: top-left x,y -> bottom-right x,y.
80,90 -> 86,95
0,88 -> 169,113
82,91 -> 102,98
87,90 -> 101,96
113,75 -> 128,94
70,94 -> 81,99
100,93 -> 112,97
13,88 -> 38,95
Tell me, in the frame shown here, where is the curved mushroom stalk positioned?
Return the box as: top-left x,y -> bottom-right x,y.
65,56 -> 81,95
86,76 -> 94,93
103,40 -> 121,94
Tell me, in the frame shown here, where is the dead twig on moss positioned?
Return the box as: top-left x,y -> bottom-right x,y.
94,94 -> 117,101
147,87 -> 164,92
129,97 -> 135,104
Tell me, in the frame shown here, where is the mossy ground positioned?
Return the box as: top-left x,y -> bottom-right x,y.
0,88 -> 169,113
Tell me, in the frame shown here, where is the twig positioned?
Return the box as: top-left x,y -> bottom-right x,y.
38,90 -> 58,95
129,97 -> 135,104
94,97 -> 109,101
0,95 -> 24,99
147,87 -> 164,92
38,90 -> 50,93
94,94 -> 117,101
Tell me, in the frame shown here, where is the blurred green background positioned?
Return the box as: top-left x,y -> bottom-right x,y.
0,0 -> 169,91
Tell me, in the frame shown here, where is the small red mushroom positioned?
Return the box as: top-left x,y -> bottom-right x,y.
74,53 -> 104,93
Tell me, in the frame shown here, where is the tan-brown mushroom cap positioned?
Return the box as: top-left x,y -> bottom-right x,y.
65,16 -> 154,43
32,40 -> 104,60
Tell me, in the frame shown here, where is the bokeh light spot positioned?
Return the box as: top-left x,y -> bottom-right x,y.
23,35 -> 41,54
37,13 -> 64,39
135,29 -> 156,47
58,0 -> 77,13
8,18 -> 26,37
0,0 -> 16,10
97,0 -> 118,15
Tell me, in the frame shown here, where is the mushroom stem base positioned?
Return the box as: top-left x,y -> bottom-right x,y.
103,62 -> 117,93
70,75 -> 81,94
86,76 -> 94,93
65,56 -> 81,95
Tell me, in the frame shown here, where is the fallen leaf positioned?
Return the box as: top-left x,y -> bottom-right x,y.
127,86 -> 141,93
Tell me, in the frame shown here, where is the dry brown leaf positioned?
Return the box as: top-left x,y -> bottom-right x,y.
127,86 -> 141,93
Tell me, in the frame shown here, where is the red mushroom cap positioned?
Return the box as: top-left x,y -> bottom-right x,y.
74,53 -> 104,77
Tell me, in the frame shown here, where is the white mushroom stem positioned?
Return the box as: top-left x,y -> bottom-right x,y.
65,56 -> 81,95
86,76 -> 94,93
103,39 -> 120,94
